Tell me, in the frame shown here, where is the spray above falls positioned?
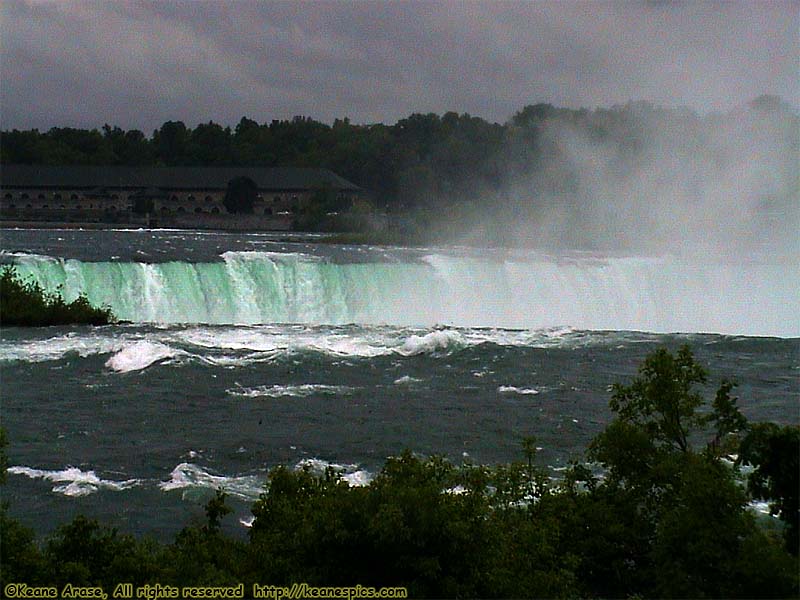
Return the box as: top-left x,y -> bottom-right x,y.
422,99 -> 799,259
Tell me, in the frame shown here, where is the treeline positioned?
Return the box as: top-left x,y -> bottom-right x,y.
2,95 -> 796,218
1,347 -> 798,598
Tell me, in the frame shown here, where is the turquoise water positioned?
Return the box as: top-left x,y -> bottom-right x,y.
1,229 -> 797,539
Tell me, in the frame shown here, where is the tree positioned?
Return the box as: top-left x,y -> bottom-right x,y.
154,121 -> 189,165
223,176 -> 258,214
593,345 -> 746,464
738,423 -> 800,554
582,346 -> 799,598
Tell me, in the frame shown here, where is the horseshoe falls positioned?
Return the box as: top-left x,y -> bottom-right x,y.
1,229 -> 797,541
6,249 -> 798,336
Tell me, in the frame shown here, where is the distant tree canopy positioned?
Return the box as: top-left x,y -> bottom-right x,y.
223,176 -> 258,214
1,99 -> 796,233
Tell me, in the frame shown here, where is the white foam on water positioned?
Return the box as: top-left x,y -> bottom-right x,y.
105,340 -> 183,373
8,465 -> 140,497
397,329 -> 466,356
0,333 -> 125,363
0,322 -> 618,369
239,515 -> 256,528
159,462 -> 264,501
173,327 -> 392,359
176,328 -> 283,352
497,385 -> 540,395
0,250 -> 57,262
294,458 -> 373,487
748,500 -> 777,516
227,384 -> 356,398
305,334 -> 391,358
393,375 -> 422,385
221,250 -> 321,263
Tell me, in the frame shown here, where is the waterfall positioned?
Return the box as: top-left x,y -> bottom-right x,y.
6,250 -> 797,336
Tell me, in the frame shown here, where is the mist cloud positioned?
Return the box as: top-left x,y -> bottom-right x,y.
448,100 -> 799,258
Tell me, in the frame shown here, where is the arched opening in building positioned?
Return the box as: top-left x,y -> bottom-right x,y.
211,207 -> 220,214
188,195 -> 196,202
3,193 -> 11,200
171,195 -> 178,202
37,194 -> 45,200
205,196 -> 213,203
177,206 -> 185,213
194,207 -> 203,214
42,205 -> 49,209
25,204 -> 32,210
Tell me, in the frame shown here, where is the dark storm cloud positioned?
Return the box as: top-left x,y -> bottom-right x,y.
1,0 -> 797,130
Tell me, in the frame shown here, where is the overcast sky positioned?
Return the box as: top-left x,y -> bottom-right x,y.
1,0 -> 797,132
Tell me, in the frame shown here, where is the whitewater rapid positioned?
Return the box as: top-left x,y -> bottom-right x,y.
4,249 -> 798,336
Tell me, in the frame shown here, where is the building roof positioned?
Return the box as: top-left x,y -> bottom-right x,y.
0,165 -> 361,192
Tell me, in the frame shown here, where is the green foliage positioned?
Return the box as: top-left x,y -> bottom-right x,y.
204,489 -> 233,533
0,266 -> 114,326
0,507 -> 49,587
249,452 -> 494,596
45,516 -> 162,587
164,493 -> 247,586
594,345 -> 747,472
586,345 -> 797,598
738,423 -> 800,554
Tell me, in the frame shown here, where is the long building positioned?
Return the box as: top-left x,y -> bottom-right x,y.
0,165 -> 362,228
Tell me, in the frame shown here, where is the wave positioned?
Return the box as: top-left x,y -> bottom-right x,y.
1,324 -> 592,369
104,340 -> 185,372
159,462 -> 265,501
227,384 -> 357,398
8,465 -> 140,497
396,329 -> 467,356
4,250 -> 797,335
4,323 -> 777,372
393,375 -> 422,385
0,333 -> 125,363
497,386 -> 540,395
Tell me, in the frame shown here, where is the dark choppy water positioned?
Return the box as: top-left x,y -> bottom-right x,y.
1,229 -> 798,540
